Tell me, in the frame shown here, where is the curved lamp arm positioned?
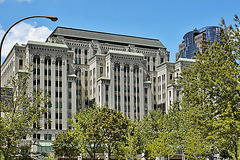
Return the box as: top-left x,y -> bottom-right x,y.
0,15 -> 58,90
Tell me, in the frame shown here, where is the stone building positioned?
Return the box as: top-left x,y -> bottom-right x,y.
1,27 -> 175,153
1,26 -> 198,156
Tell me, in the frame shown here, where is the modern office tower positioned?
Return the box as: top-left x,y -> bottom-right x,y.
176,26 -> 220,61
1,27 -> 170,153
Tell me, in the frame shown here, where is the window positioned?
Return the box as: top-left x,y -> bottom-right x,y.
48,134 -> 52,140
100,67 -> 103,74
78,58 -> 81,64
59,92 -> 62,98
19,59 -> 23,68
36,134 -> 40,140
68,92 -> 71,99
67,64 -> 69,72
68,82 -> 72,88
44,134 -> 51,140
59,113 -> 62,119
93,50 -> 97,55
161,58 -> 164,63
68,113 -> 72,119
75,58 -> 77,64
68,102 -> 72,109
84,49 -> 88,55
170,74 -> 173,80
56,113 -> 58,119
59,102 -> 62,108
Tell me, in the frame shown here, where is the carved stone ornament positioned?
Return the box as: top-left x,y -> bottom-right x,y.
40,56 -> 45,63
52,59 -> 56,64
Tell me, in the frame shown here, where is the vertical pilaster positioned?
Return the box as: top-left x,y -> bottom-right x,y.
139,67 -> 144,119
51,58 -> 56,130
120,64 -> 124,113
72,78 -> 76,118
129,65 -> 134,119
62,59 -> 67,130
109,62 -> 115,108
40,56 -> 45,129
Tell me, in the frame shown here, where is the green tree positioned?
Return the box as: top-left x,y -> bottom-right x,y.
0,69 -> 47,160
138,109 -> 162,159
174,15 -> 240,160
95,106 -> 131,160
144,109 -> 175,160
71,107 -> 103,160
52,130 -> 81,159
114,121 -> 140,160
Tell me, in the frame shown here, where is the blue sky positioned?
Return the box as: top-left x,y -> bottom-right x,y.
0,0 -> 240,63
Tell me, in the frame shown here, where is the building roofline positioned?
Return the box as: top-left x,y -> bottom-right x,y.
52,26 -> 161,41
27,40 -> 68,48
48,26 -> 166,49
2,43 -> 25,68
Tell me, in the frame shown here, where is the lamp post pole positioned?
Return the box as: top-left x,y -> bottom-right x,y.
0,15 -> 58,98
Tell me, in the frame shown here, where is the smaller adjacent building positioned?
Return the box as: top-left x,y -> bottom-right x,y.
176,26 -> 220,61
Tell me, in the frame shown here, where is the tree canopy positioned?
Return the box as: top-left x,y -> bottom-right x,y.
0,69 -> 48,160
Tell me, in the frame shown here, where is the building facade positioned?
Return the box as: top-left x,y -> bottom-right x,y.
176,26 -> 220,61
2,27 -> 177,153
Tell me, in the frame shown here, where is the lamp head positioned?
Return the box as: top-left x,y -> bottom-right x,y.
46,16 -> 58,22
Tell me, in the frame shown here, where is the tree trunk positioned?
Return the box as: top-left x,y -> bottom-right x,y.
233,140 -> 238,160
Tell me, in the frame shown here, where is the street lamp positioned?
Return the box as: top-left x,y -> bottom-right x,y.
0,15 -> 58,98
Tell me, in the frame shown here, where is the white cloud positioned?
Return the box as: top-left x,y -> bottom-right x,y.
0,22 -> 52,58
17,0 -> 32,3
0,0 -> 5,3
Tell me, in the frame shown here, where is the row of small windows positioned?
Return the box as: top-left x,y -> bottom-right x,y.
31,47 -> 65,53
34,69 -> 62,76
73,49 -> 88,55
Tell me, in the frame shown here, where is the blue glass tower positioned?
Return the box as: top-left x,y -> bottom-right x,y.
176,26 -> 220,60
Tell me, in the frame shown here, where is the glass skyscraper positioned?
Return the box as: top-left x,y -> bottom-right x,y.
176,26 -> 220,60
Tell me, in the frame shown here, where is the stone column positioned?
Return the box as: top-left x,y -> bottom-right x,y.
139,67 -> 144,119
120,64 -> 124,113
109,63 -> 115,109
71,77 -> 76,118
51,58 -> 56,130
62,58 -> 67,130
129,65 -> 134,119
40,56 -> 45,129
